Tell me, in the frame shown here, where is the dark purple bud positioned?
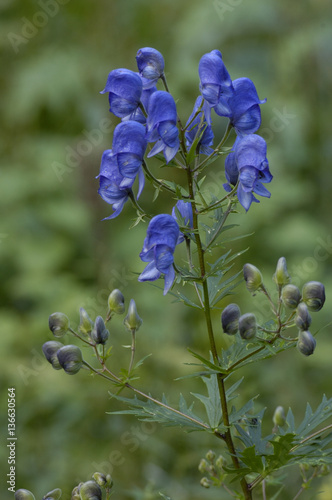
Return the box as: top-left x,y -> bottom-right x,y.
48,312 -> 69,338
91,316 -> 109,345
302,281 -> 325,312
42,341 -> 64,370
42,488 -> 62,500
56,345 -> 83,375
136,47 -> 164,88
221,303 -> 241,335
15,490 -> 36,500
239,313 -> 257,340
79,480 -> 102,500
295,303 -> 312,331
297,330 -> 316,356
281,284 -> 301,309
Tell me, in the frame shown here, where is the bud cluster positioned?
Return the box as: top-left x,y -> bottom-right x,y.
15,488 -> 62,500
198,450 -> 227,489
221,303 -> 257,340
71,472 -> 113,500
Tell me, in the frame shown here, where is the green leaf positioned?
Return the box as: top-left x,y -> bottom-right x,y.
192,375 -> 223,429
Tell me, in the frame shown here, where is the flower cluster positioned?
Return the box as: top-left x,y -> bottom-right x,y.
97,47 -> 272,293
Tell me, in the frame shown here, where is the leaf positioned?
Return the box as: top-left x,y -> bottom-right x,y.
192,375 -> 223,429
187,349 -> 228,375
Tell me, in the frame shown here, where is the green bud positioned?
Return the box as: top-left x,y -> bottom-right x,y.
205,449 -> 215,462
105,475 -> 113,487
108,289 -> 125,315
79,480 -> 102,500
48,312 -> 69,338
124,299 -> 143,332
71,485 -> 81,500
15,490 -> 36,500
273,257 -> 290,287
318,464 -> 330,476
243,264 -> 263,293
297,330 -> 316,356
56,345 -> 83,375
42,341 -> 64,370
281,284 -> 301,309
91,316 -> 109,345
221,303 -> 241,335
198,458 -> 208,474
43,489 -> 62,500
239,313 -> 257,340
79,308 -> 94,336
302,281 -> 325,312
215,455 -> 225,470
273,406 -> 286,427
92,472 -> 113,488
200,477 -> 210,489
295,303 -> 312,331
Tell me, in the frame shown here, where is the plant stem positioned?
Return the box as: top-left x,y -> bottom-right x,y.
128,330 -> 136,374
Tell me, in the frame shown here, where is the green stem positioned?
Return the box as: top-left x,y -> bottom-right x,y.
142,160 -> 189,197
194,120 -> 233,173
128,329 -> 136,374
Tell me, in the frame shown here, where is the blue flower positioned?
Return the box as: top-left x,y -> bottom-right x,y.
185,96 -> 214,155
146,90 -> 180,163
97,122 -> 147,219
172,200 -> 193,243
101,69 -> 142,118
227,78 -> 266,136
198,50 -> 234,125
122,86 -> 157,124
136,47 -> 165,89
224,135 -> 272,211
138,214 -> 180,295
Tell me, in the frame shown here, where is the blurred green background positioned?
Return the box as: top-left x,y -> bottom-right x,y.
1,0 -> 332,498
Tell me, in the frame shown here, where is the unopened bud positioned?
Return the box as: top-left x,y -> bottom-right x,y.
200,477 -> 210,489
108,289 -> 125,315
93,472 -> 113,488
198,458 -> 208,473
71,485 -> 81,500
205,449 -> 215,462
79,308 -> 94,336
91,316 -> 109,345
273,406 -> 286,427
124,299 -> 142,332
42,341 -> 64,370
215,455 -> 225,470
42,489 -> 62,500
302,281 -> 325,312
57,345 -> 83,375
273,257 -> 290,287
221,303 -> 241,335
318,464 -> 330,476
79,480 -> 102,500
281,284 -> 301,309
243,264 -> 263,293
48,312 -> 69,338
15,491 -> 36,500
297,330 -> 316,356
295,303 -> 312,331
239,313 -> 257,340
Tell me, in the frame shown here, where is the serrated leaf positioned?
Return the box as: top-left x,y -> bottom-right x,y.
192,375 -> 223,429
240,445 -> 265,474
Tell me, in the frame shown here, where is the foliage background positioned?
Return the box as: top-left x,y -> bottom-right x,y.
1,0 -> 332,498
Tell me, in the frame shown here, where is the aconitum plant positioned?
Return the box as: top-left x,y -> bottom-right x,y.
16,48 -> 331,500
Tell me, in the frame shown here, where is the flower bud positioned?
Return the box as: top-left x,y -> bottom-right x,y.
56,345 -> 83,375
42,341 -> 64,370
43,489 -> 62,500
71,485 -> 81,500
91,316 -> 109,345
205,449 -> 215,462
297,330 -> 316,356
79,480 -> 102,500
318,464 -> 330,476
239,313 -> 257,340
124,299 -> 143,332
200,477 -> 210,489
215,455 -> 225,470
295,303 -> 312,331
108,289 -> 125,315
198,458 -> 208,473
48,312 -> 69,338
281,284 -> 301,309
79,308 -> 94,336
273,406 -> 286,427
92,472 -> 113,488
243,264 -> 263,293
15,490 -> 36,500
302,281 -> 325,312
221,303 -> 241,335
273,257 -> 290,287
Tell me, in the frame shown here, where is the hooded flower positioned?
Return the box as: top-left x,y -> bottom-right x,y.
172,200 -> 193,243
136,47 -> 165,89
227,78 -> 266,136
198,50 -> 234,125
185,96 -> 214,155
101,68 -> 142,118
97,122 -> 147,219
146,90 -> 180,163
224,134 -> 272,211
122,86 -> 157,124
138,214 -> 180,295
